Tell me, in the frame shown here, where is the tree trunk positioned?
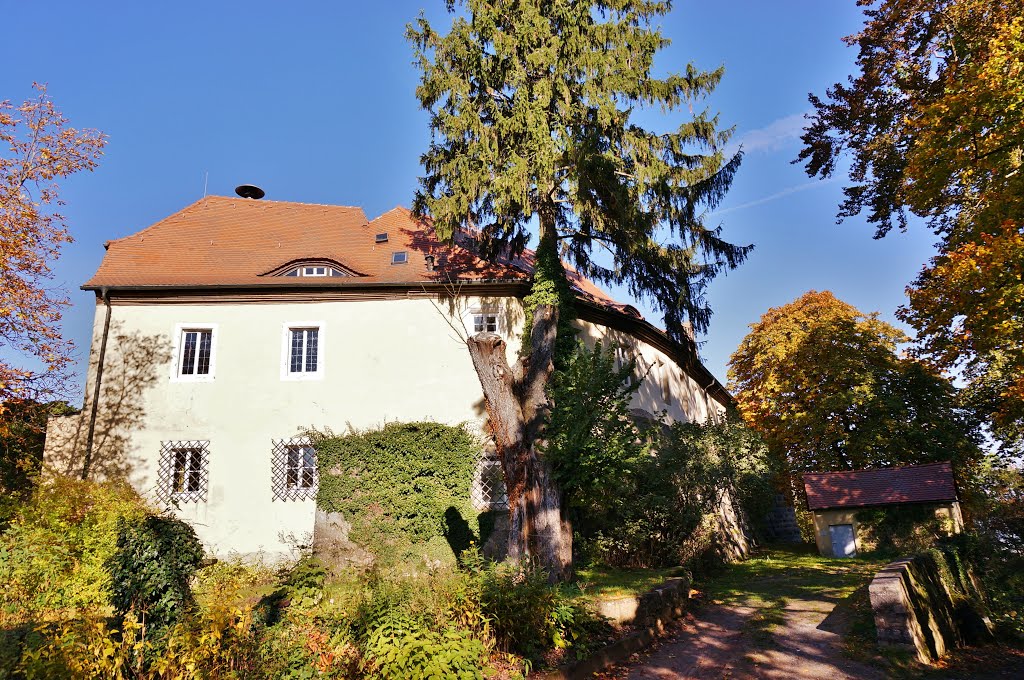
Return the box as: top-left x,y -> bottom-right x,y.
466,304 -> 573,581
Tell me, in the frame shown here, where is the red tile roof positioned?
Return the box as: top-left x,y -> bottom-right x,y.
84,196 -> 636,315
803,462 -> 958,511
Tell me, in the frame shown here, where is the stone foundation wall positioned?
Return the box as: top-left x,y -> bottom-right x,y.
869,550 -> 993,663
762,493 -> 802,543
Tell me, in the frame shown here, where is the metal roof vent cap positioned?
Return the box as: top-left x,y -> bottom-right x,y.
235,184 -> 265,200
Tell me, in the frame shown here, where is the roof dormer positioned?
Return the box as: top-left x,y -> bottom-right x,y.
260,258 -> 364,278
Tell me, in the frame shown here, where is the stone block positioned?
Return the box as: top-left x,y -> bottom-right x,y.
312,509 -> 373,574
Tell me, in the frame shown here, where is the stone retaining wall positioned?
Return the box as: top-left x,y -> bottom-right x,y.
763,493 -> 802,543
869,550 -> 993,663
544,576 -> 691,679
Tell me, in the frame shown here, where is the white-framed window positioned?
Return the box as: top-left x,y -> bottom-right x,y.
173,447 -> 203,494
281,322 -> 325,380
290,329 -> 319,372
282,265 -> 348,277
171,324 -> 217,381
391,251 -> 408,265
473,313 -> 498,334
466,307 -> 502,337
286,444 -> 317,489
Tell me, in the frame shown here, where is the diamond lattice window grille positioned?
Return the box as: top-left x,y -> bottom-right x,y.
157,440 -> 211,505
271,437 -> 319,501
471,450 -> 508,511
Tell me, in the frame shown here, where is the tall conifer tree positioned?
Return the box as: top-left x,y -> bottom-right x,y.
409,0 -> 749,579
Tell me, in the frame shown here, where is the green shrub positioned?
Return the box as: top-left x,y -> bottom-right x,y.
0,478 -> 146,625
255,556 -> 329,626
941,531 -> 1024,639
0,400 -> 78,529
571,410 -> 776,569
480,562 -> 555,659
467,552 -> 607,663
545,340 -> 647,516
18,612 -> 147,680
544,340 -> 776,569
152,603 -> 261,678
106,514 -> 205,634
310,422 -> 481,566
363,610 -> 486,680
192,557 -> 275,609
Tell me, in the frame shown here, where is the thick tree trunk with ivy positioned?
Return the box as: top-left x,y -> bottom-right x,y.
466,304 -> 571,580
466,224 -> 573,581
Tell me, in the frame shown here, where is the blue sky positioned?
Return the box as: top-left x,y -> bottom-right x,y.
3,1 -> 938,399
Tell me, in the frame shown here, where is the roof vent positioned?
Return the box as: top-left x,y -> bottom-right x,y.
375,232 -> 389,243
235,184 -> 265,200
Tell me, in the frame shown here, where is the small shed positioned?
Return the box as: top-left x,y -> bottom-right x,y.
802,462 -> 963,557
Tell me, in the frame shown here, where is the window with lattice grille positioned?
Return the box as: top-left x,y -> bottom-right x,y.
157,440 -> 210,504
272,438 -> 319,501
471,452 -> 508,510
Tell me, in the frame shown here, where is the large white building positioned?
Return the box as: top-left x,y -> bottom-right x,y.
45,195 -> 732,560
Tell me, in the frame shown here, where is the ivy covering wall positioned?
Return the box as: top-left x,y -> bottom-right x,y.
310,422 -> 484,566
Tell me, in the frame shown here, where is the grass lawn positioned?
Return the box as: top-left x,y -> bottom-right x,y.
699,544 -> 888,655
569,565 -> 684,602
701,543 -> 886,607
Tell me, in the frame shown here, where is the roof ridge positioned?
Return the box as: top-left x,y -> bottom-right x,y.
203,195 -> 366,210
106,196 -> 213,245
105,196 -> 371,247
803,460 -> 953,478
368,205 -> 416,222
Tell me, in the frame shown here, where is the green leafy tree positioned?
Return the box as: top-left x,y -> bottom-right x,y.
796,0 -> 1024,453
409,0 -> 748,579
0,398 -> 77,525
106,514 -> 205,636
544,341 -> 647,520
573,410 -> 773,569
728,291 -> 983,499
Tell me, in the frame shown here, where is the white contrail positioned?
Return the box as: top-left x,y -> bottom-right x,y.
711,177 -> 838,216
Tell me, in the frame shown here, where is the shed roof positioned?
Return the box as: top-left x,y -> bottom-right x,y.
802,462 -> 958,511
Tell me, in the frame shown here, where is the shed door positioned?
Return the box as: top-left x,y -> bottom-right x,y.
829,524 -> 857,557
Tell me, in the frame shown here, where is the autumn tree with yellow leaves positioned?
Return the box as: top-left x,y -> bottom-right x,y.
798,0 -> 1024,454
728,291 -> 983,500
0,84 -> 106,405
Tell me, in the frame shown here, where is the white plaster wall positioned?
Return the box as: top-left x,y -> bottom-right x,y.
574,320 -> 723,424
61,295 -> 727,560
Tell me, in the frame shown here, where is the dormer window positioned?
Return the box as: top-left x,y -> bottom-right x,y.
391,251 -> 408,265
282,265 -> 349,277
264,258 -> 361,279
375,233 -> 389,243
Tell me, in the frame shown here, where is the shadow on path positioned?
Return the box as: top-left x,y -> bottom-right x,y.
603,546 -> 886,680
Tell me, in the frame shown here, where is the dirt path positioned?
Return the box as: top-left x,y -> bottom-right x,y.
600,549 -> 888,680
607,599 -> 884,679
